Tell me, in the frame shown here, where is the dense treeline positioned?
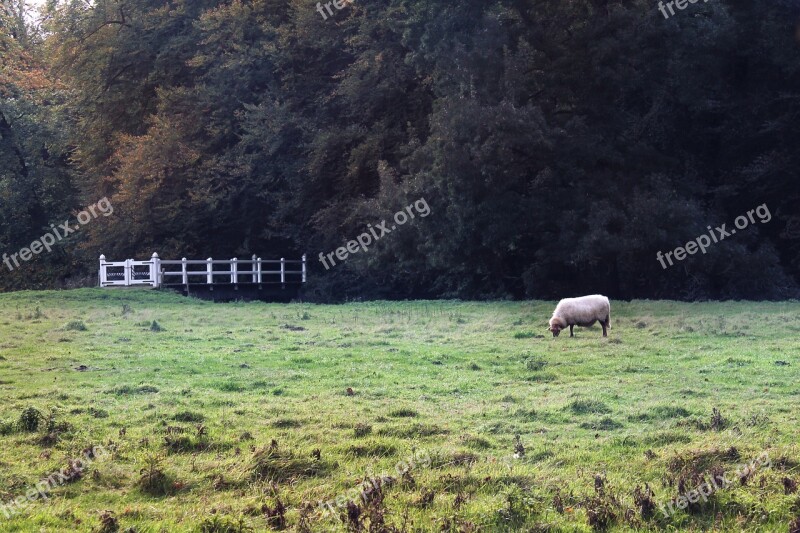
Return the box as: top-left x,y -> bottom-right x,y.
1,0 -> 799,300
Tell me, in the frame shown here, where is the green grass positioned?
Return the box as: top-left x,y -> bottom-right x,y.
0,289 -> 798,532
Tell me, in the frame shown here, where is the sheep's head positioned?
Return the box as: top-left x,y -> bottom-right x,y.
548,317 -> 565,337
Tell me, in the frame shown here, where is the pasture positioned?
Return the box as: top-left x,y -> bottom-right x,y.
0,289 -> 798,532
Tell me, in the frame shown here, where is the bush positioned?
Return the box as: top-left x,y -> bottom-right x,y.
18,406 -> 42,432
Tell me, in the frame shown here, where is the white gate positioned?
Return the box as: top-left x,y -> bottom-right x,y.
98,255 -> 159,287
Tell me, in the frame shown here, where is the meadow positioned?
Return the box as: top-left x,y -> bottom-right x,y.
0,289 -> 798,532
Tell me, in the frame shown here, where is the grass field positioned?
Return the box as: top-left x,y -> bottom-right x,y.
0,289 -> 798,532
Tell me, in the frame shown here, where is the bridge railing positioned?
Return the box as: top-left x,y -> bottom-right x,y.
99,253 -> 306,288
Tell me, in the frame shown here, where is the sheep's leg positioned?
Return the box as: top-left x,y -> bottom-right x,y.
602,318 -> 608,337
569,324 -> 574,337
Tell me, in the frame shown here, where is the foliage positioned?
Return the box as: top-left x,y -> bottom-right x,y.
2,0 -> 800,299
18,405 -> 42,431
0,0 -> 77,291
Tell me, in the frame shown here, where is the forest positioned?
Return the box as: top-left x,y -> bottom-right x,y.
2,0 -> 800,301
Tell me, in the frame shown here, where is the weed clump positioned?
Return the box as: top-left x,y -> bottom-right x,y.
377,423 -> 444,439
710,407 -> 726,431
389,408 -> 418,418
172,411 -> 204,423
338,478 -> 394,533
39,412 -> 74,446
97,510 -> 119,533
495,485 -> 536,528
526,358 -> 547,371
460,434 -> 492,450
0,419 -> 14,435
580,417 -> 623,431
347,440 -> 397,458
272,418 -> 302,429
633,484 -> 656,520
64,320 -> 87,331
586,496 -> 617,530
198,514 -> 251,533
149,321 -> 164,332
262,497 -> 287,529
513,435 -> 525,458
89,407 -> 110,419
107,385 -> 159,395
583,476 -> 621,531
164,425 -> 211,453
568,400 -> 612,415
249,441 -> 333,483
451,451 -> 479,466
353,423 -> 372,438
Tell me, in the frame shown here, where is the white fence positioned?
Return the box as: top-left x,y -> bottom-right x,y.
99,253 -> 307,288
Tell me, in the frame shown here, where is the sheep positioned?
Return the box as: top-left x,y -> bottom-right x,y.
548,295 -> 611,338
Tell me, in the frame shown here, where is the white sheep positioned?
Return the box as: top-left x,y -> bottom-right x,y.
548,295 -> 611,338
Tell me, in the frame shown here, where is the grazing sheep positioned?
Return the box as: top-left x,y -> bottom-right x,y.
548,295 -> 611,338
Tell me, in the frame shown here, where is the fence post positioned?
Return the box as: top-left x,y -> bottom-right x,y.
181,257 -> 188,287
251,254 -> 257,283
302,254 -> 307,283
207,258 -> 213,284
257,257 -> 262,284
99,255 -> 107,287
281,258 -> 286,284
124,259 -> 132,287
232,257 -> 238,284
150,253 -> 161,288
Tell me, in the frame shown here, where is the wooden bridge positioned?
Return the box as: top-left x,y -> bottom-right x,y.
99,253 -> 306,291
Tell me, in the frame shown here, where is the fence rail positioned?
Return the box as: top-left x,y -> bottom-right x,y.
99,253 -> 306,289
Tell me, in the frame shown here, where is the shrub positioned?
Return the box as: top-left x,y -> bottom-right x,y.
64,320 -> 87,331
137,454 -> 173,496
18,406 -> 42,432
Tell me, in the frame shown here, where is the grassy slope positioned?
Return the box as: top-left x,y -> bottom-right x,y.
0,289 -> 798,532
